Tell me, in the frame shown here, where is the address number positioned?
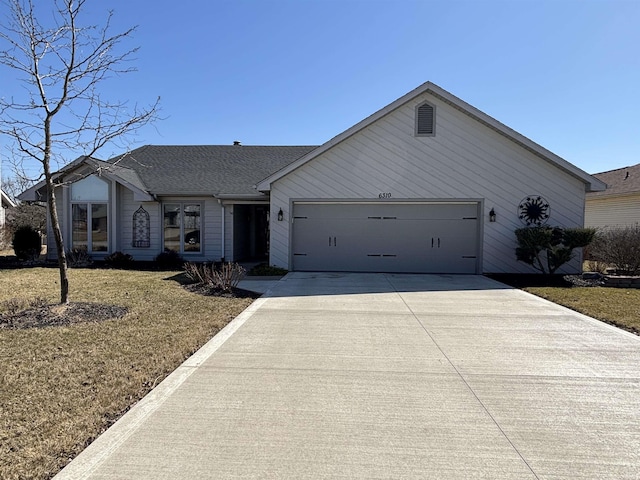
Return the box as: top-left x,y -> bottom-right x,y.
378,192 -> 392,199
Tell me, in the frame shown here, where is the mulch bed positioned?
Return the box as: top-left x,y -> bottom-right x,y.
0,302 -> 129,330
486,273 -> 603,288
183,283 -> 261,299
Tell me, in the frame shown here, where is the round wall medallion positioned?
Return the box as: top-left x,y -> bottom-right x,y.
518,196 -> 550,226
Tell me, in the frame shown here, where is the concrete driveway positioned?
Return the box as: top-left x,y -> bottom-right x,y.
56,273 -> 640,479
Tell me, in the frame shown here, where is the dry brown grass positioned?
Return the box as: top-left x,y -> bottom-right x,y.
524,286 -> 640,334
0,267 -> 254,480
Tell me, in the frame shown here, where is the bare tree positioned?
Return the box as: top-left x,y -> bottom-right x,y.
1,173 -> 33,202
0,0 -> 159,303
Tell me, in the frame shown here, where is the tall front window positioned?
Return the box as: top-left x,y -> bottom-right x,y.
71,176 -> 109,253
164,203 -> 201,253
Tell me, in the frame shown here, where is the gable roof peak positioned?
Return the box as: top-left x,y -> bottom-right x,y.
256,81 -> 605,193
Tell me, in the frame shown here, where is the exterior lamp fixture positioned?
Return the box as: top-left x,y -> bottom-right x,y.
277,208 -> 284,222
489,208 -> 496,222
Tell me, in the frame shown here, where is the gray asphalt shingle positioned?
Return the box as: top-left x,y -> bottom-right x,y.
110,145 -> 317,196
589,163 -> 640,198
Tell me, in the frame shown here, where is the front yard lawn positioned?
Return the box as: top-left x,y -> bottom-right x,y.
523,286 -> 640,335
0,267 -> 254,480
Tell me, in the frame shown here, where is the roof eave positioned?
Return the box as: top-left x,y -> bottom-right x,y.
256,81 -> 604,192
17,156 -> 155,201
1,189 -> 16,207
215,193 -> 269,200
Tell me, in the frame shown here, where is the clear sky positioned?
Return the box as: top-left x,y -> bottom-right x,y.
1,0 -> 639,176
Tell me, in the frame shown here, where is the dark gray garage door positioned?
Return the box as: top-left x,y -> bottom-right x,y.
291,202 -> 480,273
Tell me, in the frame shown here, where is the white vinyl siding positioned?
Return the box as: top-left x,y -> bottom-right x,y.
585,195 -> 640,229
118,190 -> 225,261
271,91 -> 586,274
117,187 -> 161,261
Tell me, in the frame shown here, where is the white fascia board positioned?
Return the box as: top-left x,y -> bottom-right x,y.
17,181 -> 48,202
1,189 -> 16,207
256,81 -> 606,193
215,193 -> 269,200
17,156 -> 94,201
18,156 -> 155,202
97,171 -> 154,201
425,84 -> 607,193
253,84 -> 423,192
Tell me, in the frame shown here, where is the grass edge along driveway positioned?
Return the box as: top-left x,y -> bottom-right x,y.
0,267 -> 254,480
523,285 -> 640,335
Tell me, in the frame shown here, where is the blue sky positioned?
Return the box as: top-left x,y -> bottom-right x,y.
2,0 -> 639,176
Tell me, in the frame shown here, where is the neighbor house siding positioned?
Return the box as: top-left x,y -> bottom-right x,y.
585,195 -> 640,229
271,91 -> 586,274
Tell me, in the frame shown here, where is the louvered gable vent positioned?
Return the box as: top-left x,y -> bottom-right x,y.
416,101 -> 435,136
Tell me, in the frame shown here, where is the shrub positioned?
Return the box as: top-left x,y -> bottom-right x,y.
12,225 -> 42,261
66,247 -> 93,267
2,203 -> 47,250
184,262 -> 246,292
154,249 -> 183,270
589,225 -> 640,275
104,251 -> 134,269
515,226 -> 596,274
213,262 -> 246,291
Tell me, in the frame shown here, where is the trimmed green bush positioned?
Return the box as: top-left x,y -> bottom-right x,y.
515,226 -> 595,274
12,226 -> 42,261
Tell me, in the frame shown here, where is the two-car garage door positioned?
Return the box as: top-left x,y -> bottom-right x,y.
291,202 -> 480,274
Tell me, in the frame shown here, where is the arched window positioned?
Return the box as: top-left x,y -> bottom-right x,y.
132,206 -> 150,248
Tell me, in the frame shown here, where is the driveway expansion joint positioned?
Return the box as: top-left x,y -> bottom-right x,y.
383,274 -> 541,480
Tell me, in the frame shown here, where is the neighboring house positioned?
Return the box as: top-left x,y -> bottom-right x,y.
19,82 -> 605,274
585,163 -> 640,229
1,188 -> 17,230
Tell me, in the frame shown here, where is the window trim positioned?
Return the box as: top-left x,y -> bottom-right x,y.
415,101 -> 436,137
162,202 -> 203,255
70,201 -> 110,254
69,175 -> 111,254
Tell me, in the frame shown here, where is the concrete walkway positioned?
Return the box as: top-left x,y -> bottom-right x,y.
56,273 -> 640,479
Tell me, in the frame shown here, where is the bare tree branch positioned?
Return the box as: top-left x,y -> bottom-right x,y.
0,0 -> 160,303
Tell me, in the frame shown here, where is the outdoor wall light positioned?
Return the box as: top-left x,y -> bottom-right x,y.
277,208 -> 284,222
489,208 -> 497,222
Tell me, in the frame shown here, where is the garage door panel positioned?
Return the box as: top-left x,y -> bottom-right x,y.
291,202 -> 479,273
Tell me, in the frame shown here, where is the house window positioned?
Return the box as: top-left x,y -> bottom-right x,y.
71,176 -> 109,253
415,101 -> 435,136
163,203 -> 201,253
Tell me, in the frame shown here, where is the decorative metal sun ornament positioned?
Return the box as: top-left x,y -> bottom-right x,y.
518,196 -> 550,226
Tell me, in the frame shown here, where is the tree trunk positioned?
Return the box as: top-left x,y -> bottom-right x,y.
46,178 -> 69,304
43,118 -> 70,304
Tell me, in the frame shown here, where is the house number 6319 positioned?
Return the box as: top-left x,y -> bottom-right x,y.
378,192 -> 392,199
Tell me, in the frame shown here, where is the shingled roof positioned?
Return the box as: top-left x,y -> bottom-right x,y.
588,163 -> 640,198
111,145 -> 318,196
